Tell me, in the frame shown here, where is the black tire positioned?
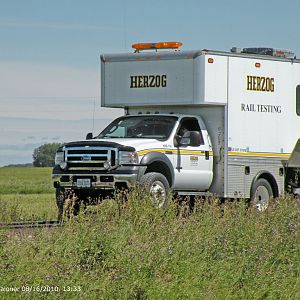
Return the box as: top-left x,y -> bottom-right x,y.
250,178 -> 273,211
56,187 -> 66,223
140,172 -> 170,210
56,188 -> 81,222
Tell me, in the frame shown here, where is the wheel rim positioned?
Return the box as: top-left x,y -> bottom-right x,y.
254,185 -> 269,211
149,181 -> 166,208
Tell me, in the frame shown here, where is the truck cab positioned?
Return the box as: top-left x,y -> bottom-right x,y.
53,113 -> 213,218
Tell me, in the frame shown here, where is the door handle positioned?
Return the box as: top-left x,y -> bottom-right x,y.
205,151 -> 209,160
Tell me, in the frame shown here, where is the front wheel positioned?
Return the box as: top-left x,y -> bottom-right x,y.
250,178 -> 273,211
56,188 -> 66,222
139,172 -> 170,210
55,188 -> 81,222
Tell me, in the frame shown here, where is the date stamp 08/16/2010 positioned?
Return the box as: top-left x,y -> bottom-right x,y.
0,285 -> 81,293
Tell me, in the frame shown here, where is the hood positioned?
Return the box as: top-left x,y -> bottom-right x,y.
63,138 -> 165,152
92,138 -> 165,151
99,138 -> 164,150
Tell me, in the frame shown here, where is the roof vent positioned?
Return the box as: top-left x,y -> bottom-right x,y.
231,47 -> 295,58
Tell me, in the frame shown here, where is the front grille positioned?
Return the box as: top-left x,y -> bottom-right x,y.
65,146 -> 117,170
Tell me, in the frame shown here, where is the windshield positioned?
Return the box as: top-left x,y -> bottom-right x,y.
97,115 -> 178,140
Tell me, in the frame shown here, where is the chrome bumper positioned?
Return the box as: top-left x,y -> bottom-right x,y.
52,173 -> 138,189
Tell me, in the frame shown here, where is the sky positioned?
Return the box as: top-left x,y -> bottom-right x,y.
1,0 -> 300,166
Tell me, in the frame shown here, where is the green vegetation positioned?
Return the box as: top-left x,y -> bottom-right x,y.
0,167 -> 56,222
0,167 -> 53,194
0,168 -> 300,299
0,194 -> 57,222
32,143 -> 62,167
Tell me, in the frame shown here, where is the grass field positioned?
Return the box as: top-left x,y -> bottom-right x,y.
0,167 -> 56,222
0,167 -> 300,299
0,167 -> 53,194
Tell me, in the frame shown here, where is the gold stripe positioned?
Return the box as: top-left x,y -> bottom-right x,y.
228,151 -> 290,158
137,149 -> 290,159
137,149 -> 205,156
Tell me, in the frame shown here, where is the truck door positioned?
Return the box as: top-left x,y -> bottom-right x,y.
173,117 -> 213,191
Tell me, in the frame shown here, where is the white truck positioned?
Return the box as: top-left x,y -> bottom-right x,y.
53,42 -> 300,218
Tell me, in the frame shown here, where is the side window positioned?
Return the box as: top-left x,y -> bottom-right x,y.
177,117 -> 204,145
297,85 -> 300,116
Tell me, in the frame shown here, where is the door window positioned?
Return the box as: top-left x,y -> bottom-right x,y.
177,118 -> 204,145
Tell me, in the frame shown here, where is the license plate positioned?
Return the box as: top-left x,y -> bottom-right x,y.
77,178 -> 91,188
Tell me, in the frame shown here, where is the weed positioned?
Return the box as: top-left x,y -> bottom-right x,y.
0,168 -> 300,299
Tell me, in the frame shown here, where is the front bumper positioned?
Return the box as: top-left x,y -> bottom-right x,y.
52,165 -> 146,190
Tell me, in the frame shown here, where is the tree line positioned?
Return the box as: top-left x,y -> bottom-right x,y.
32,143 -> 63,167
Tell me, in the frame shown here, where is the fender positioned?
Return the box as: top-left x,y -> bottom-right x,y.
140,152 -> 175,187
251,170 -> 279,198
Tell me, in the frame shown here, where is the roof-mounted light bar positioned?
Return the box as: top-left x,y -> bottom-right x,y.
132,42 -> 183,52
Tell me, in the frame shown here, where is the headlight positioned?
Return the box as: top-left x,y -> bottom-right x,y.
119,151 -> 139,164
55,151 -> 64,165
55,151 -> 67,169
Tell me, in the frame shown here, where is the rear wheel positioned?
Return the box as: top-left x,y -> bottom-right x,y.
250,178 -> 273,211
140,172 -> 170,210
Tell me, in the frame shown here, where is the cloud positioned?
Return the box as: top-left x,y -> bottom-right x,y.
0,143 -> 41,151
0,20 -> 120,32
25,136 -> 36,140
0,61 -> 121,120
51,136 -> 61,141
0,153 -> 33,166
0,60 -> 123,165
0,61 -> 98,99
0,116 -> 124,166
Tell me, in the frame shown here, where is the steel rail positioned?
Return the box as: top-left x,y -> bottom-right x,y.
0,220 -> 61,229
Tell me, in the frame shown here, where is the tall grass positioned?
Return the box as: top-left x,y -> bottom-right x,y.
0,167 -> 56,222
1,189 -> 299,300
0,194 -> 57,222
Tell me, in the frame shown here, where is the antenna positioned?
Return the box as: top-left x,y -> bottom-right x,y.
92,97 -> 96,134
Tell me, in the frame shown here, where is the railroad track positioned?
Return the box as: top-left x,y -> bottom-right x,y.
0,220 -> 61,229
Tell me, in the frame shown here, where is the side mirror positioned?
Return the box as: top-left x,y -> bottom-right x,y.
189,131 -> 202,147
86,132 -> 93,140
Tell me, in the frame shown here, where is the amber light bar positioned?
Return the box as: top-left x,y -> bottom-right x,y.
132,41 -> 183,51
